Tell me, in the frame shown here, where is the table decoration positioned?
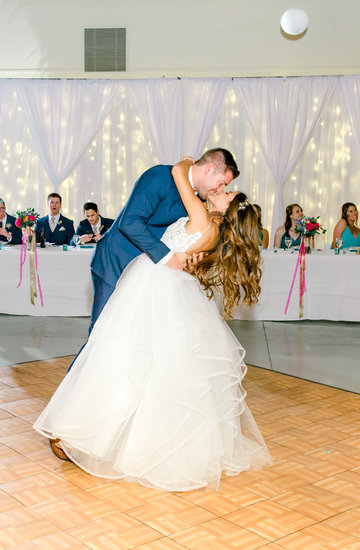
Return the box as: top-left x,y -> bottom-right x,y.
15,208 -> 44,306
285,216 -> 326,317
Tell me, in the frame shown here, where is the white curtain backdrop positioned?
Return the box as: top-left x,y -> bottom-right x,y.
127,79 -> 181,164
179,78 -> 230,159
0,83 -> 3,146
13,79 -> 122,188
0,76 -> 359,244
127,78 -> 229,164
340,75 -> 360,154
233,77 -> 337,240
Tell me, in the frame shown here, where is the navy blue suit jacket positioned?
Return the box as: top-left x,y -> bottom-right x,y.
91,165 -> 187,288
72,216 -> 114,244
35,214 -> 75,245
0,214 -> 22,244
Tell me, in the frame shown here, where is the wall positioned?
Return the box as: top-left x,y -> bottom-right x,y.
0,0 -> 359,79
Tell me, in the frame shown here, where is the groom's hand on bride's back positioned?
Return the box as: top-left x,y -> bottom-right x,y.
166,252 -> 189,270
166,251 -> 204,271
184,252 -> 204,274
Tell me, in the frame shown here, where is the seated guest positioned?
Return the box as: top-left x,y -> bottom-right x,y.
273,203 -> 303,249
71,202 -> 114,245
332,202 -> 360,249
35,193 -> 75,245
0,198 -> 22,244
253,204 -> 269,249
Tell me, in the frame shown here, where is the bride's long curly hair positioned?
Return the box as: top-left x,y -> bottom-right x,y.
192,193 -> 262,318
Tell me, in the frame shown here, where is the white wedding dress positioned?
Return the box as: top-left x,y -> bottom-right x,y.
34,218 -> 271,491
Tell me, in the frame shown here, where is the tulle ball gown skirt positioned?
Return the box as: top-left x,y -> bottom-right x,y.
34,254 -> 272,491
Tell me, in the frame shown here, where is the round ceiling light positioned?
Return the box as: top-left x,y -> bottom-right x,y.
280,8 -> 309,37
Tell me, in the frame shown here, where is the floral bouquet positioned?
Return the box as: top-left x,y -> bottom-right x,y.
15,208 -> 39,229
294,215 -> 326,237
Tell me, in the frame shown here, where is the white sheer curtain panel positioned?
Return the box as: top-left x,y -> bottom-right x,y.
0,80 -> 3,144
203,87 -> 276,234
0,81 -> 47,216
127,78 -> 230,164
69,85 -> 157,222
0,80 -> 156,224
340,75 -> 360,153
126,79 -> 182,164
14,79 -> 122,188
282,84 -> 360,246
179,78 -> 230,159
234,77 -> 337,241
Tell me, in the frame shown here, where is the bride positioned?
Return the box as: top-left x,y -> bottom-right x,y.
33,158 -> 272,492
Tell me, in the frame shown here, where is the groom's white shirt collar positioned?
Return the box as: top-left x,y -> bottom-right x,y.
189,166 -> 194,189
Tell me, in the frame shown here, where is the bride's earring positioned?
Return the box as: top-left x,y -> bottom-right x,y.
206,199 -> 209,212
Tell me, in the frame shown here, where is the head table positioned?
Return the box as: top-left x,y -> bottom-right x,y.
0,245 -> 359,321
0,244 -> 94,316
225,248 -> 360,322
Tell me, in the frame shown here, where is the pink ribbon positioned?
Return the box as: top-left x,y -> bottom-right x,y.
299,237 -> 306,317
284,236 -> 306,316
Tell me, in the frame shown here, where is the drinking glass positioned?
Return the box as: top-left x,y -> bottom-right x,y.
335,237 -> 343,251
284,237 -> 292,250
73,235 -> 81,248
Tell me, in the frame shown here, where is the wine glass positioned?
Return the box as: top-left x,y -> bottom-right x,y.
284,236 -> 292,251
335,237 -> 343,252
73,235 -> 81,248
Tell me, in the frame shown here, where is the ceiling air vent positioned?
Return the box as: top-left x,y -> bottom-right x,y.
84,28 -> 126,72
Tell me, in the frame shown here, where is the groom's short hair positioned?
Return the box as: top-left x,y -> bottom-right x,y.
195,148 -> 240,179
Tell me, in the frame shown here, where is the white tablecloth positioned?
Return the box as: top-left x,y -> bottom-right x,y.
0,245 -> 93,316
1,245 -> 360,320
220,249 -> 360,322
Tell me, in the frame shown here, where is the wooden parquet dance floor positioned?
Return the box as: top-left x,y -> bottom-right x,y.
0,356 -> 360,549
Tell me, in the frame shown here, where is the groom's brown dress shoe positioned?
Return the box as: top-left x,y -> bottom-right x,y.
49,438 -> 71,461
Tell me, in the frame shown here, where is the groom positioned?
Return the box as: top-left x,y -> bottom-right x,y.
88,148 -> 239,333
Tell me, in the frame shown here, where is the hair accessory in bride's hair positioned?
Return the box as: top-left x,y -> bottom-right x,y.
238,199 -> 250,211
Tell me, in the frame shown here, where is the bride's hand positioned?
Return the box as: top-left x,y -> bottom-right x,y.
189,252 -> 203,265
166,252 -> 190,270
171,157 -> 194,178
179,156 -> 194,163
182,252 -> 205,274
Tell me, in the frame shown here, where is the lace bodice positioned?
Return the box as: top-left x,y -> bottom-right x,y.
161,217 -> 203,253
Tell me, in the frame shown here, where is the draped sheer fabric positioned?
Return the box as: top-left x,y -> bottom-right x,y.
127,79 -> 182,164
127,78 -> 229,164
0,76 -> 359,243
14,79 -> 122,188
340,75 -> 360,156
233,77 -> 337,239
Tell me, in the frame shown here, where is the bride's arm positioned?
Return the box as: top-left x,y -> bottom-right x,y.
171,159 -> 210,231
